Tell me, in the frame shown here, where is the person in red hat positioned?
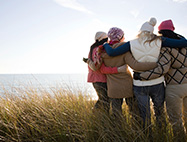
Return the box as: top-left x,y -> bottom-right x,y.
158,19 -> 175,31
135,19 -> 187,141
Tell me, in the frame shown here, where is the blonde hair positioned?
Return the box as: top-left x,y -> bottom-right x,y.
137,31 -> 161,44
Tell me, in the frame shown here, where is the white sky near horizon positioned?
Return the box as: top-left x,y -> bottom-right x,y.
0,0 -> 187,74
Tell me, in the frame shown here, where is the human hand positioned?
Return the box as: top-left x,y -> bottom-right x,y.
133,72 -> 141,80
117,64 -> 127,73
83,57 -> 88,63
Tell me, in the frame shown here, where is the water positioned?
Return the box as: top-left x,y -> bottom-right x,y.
0,74 -> 95,98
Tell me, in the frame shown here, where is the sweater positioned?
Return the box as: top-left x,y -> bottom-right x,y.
130,38 -> 161,62
87,47 -> 118,83
130,38 -> 164,86
139,47 -> 187,85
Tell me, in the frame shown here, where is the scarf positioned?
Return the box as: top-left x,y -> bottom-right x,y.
94,40 -> 120,66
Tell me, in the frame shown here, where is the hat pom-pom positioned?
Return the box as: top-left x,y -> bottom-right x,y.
149,17 -> 157,26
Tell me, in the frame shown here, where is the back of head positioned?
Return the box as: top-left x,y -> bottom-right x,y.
108,27 -> 124,42
89,31 -> 108,61
158,19 -> 182,39
95,31 -> 108,42
159,30 -> 182,39
158,20 -> 175,31
138,17 -> 160,43
140,17 -> 157,34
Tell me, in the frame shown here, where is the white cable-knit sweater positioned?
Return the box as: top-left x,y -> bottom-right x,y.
130,38 -> 165,86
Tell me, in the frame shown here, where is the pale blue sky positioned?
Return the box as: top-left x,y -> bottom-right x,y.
0,0 -> 187,74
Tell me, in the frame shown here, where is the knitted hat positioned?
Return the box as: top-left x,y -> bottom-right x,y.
95,32 -> 108,41
140,17 -> 157,33
108,27 -> 124,41
158,20 -> 175,31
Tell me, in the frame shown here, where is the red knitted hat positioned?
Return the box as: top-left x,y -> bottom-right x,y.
158,20 -> 175,31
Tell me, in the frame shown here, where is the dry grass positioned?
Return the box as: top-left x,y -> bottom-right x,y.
0,86 -> 183,142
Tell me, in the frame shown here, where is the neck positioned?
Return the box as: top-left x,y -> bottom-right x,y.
109,40 -> 120,45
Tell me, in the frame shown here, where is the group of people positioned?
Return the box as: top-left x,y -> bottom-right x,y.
83,17 -> 187,140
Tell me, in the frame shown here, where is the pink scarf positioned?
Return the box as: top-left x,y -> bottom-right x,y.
94,40 -> 120,66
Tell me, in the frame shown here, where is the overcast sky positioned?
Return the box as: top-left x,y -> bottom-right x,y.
0,0 -> 187,74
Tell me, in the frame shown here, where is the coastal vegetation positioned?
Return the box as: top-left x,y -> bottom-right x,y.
0,86 -> 181,142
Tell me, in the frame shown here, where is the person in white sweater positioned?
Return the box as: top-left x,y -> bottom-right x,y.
128,18 -> 166,130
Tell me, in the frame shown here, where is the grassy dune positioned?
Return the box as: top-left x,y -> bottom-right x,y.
0,86 -> 182,142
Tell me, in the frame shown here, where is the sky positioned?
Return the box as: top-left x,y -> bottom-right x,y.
0,0 -> 187,74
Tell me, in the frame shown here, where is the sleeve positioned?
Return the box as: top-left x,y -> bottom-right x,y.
99,63 -> 118,74
139,47 -> 172,80
169,48 -> 187,68
124,52 -> 158,71
162,37 -> 187,48
103,42 -> 131,56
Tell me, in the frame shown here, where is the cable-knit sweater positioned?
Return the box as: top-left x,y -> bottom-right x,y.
130,38 -> 165,86
139,47 -> 187,85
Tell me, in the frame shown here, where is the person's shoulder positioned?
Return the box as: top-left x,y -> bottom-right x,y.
112,42 -> 126,49
98,45 -> 103,48
92,46 -> 101,54
130,38 -> 138,41
129,38 -> 139,45
93,45 -> 102,50
160,46 -> 172,53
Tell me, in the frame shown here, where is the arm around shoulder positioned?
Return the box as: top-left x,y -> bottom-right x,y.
103,42 -> 130,56
139,47 -> 172,80
100,63 -> 118,74
125,52 -> 158,71
162,37 -> 187,48
87,59 -> 101,71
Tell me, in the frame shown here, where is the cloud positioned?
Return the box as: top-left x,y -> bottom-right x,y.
172,0 -> 187,2
53,0 -> 93,14
130,9 -> 140,18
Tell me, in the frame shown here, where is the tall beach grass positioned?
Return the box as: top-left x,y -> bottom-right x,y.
0,84 -> 183,142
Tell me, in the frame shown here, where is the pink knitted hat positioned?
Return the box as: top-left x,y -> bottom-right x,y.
108,27 -> 124,41
158,20 -> 175,31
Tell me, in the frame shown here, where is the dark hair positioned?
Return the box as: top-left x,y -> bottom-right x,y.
159,30 -> 185,40
89,38 -> 108,61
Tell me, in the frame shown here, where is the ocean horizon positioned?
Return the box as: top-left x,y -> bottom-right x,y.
0,74 -> 96,98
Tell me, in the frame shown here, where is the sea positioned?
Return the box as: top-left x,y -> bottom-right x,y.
0,74 -> 96,98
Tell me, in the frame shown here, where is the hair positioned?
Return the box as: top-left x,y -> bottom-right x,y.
137,31 -> 161,44
159,30 -> 185,52
158,30 -> 185,39
89,38 -> 108,61
119,34 -> 124,42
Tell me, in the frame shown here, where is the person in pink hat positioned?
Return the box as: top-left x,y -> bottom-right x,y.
136,19 -> 187,141
158,19 -> 175,31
